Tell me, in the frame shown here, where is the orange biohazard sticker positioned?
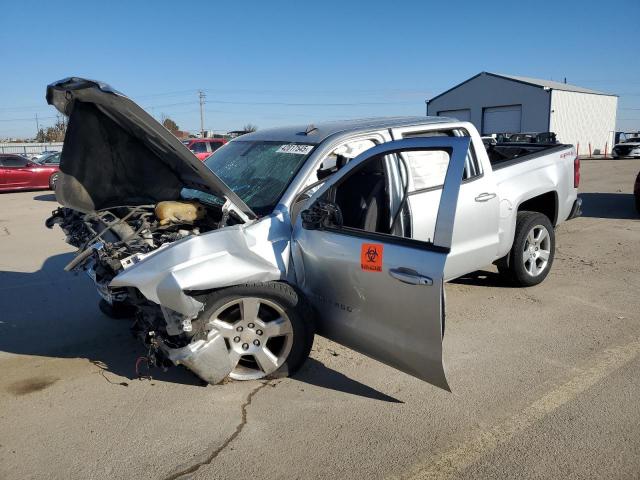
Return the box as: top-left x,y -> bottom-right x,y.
360,243 -> 384,272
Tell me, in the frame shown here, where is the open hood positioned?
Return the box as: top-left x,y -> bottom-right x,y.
47,77 -> 256,220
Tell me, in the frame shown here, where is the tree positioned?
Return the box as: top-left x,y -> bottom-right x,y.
162,116 -> 180,134
243,123 -> 258,133
36,118 -> 67,142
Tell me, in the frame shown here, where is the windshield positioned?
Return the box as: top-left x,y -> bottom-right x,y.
40,152 -> 61,164
185,140 -> 315,216
624,137 -> 640,143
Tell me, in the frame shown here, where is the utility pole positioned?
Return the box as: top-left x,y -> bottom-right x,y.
198,90 -> 206,137
35,113 -> 40,137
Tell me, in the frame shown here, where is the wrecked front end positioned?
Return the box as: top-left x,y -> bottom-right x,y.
46,204 -> 290,384
45,78 -> 289,384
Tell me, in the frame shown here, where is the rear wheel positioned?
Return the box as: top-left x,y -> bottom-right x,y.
195,282 -> 314,381
498,211 -> 555,287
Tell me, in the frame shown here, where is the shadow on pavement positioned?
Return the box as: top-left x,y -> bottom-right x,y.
0,253 -> 203,387
33,193 -> 57,202
452,270 -> 515,288
1,253 -> 399,398
579,193 -> 638,220
294,358 -> 403,403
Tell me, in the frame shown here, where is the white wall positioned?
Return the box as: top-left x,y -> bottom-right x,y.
549,91 -> 617,156
427,73 -> 550,134
0,142 -> 63,155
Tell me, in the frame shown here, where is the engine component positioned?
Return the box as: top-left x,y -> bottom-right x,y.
155,200 -> 206,226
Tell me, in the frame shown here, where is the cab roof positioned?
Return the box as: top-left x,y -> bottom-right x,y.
238,116 -> 453,144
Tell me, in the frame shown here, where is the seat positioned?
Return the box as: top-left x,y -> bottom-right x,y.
335,161 -> 388,233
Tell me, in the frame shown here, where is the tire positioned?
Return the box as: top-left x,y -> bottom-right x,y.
49,172 -> 60,190
99,298 -> 137,319
194,282 -> 314,381
498,211 -> 555,287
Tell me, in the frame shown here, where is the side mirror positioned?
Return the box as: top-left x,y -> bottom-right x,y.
301,200 -> 343,230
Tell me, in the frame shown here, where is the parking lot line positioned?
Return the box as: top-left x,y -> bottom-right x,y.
401,338 -> 640,480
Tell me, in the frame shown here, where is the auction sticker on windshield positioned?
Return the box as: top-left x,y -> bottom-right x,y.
276,144 -> 314,155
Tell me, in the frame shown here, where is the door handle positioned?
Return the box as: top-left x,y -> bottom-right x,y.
389,267 -> 433,286
474,192 -> 497,202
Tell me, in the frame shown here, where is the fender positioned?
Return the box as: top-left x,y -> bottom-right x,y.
110,212 -> 292,317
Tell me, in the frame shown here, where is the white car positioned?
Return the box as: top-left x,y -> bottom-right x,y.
612,137 -> 640,158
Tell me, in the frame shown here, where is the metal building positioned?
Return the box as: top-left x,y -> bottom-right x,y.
427,72 -> 618,155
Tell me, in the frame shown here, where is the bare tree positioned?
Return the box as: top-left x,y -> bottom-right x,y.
36,118 -> 67,142
243,123 -> 258,133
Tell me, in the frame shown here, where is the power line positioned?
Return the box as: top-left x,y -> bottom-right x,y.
0,115 -> 57,122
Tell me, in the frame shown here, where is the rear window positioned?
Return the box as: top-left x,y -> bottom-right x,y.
191,142 -> 208,153
209,141 -> 224,153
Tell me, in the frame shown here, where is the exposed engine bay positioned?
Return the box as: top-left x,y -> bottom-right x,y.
46,200 -> 223,280
46,200 -> 241,383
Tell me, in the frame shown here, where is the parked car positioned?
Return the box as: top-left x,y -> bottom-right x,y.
45,78 -> 581,390
0,154 -> 60,192
612,137 -> 640,159
36,151 -> 61,165
182,138 -> 227,160
31,150 -> 60,162
634,171 -> 640,213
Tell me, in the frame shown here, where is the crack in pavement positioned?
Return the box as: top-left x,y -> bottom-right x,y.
163,381 -> 271,480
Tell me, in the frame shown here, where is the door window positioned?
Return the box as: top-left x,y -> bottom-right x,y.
0,156 -> 29,167
315,145 -> 454,240
402,130 -> 481,192
313,139 -> 378,183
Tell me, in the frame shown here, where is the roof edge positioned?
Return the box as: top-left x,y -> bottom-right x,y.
427,72 -> 617,103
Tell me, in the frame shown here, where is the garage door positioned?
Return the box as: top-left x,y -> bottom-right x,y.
482,105 -> 522,134
437,109 -> 471,122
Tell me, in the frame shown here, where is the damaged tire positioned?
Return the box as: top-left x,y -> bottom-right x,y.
196,282 -> 314,381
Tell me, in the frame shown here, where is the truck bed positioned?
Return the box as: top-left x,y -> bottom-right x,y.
486,143 -> 571,170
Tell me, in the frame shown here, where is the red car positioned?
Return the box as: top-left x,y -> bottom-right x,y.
182,138 -> 227,160
0,154 -> 60,192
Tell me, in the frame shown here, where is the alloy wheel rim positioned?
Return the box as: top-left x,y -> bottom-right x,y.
207,297 -> 294,380
522,224 -> 551,277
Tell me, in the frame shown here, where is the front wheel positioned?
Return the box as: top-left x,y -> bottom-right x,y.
497,211 -> 555,287
49,172 -> 60,190
195,282 -> 314,381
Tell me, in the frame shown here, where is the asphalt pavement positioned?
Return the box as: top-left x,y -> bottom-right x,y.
1,159 -> 639,480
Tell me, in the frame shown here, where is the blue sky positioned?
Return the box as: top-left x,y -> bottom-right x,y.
1,0 -> 639,138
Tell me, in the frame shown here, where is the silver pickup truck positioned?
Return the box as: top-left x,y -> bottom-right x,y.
46,78 -> 581,390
